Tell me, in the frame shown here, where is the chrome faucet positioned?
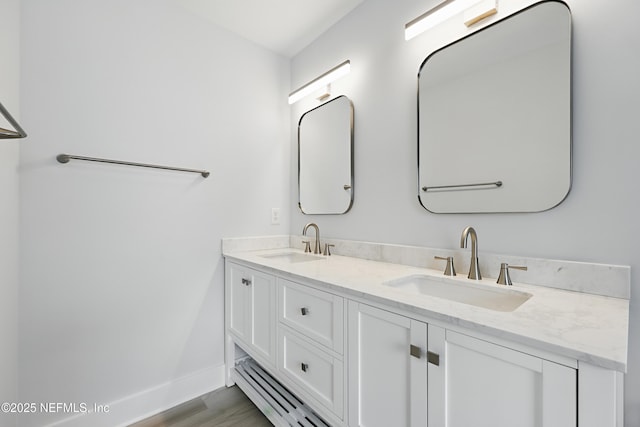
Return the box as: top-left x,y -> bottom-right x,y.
302,223 -> 321,254
460,226 -> 481,280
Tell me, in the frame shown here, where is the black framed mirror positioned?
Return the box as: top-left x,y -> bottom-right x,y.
418,1 -> 571,213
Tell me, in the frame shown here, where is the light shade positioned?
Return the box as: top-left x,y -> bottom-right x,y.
405,0 -> 483,40
288,60 -> 351,105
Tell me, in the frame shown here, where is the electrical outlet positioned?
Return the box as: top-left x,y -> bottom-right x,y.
271,208 -> 280,225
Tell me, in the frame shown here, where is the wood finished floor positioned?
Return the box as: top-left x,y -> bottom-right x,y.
129,385 -> 272,427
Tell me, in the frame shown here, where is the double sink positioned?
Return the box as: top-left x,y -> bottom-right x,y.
259,251 -> 531,312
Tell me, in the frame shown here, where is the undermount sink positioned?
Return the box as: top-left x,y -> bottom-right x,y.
384,275 -> 532,312
259,251 -> 323,264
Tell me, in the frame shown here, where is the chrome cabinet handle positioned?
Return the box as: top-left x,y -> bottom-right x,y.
410,344 -> 422,359
411,345 -> 440,365
241,278 -> 251,286
301,363 -> 309,372
300,307 -> 309,316
427,351 -> 440,366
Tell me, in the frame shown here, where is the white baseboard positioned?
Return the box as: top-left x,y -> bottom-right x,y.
45,364 -> 226,427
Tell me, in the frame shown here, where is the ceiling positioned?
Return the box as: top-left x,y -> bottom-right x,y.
177,0 -> 365,57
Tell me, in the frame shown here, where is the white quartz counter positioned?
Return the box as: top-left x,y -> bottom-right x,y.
224,246 -> 629,372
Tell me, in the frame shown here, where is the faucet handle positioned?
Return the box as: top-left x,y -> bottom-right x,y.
302,240 -> 311,253
496,263 -> 527,286
434,256 -> 456,276
323,243 -> 335,256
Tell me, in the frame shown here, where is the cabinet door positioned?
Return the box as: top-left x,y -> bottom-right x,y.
228,263 -> 250,341
227,263 -> 276,364
348,301 -> 427,427
428,326 -> 576,427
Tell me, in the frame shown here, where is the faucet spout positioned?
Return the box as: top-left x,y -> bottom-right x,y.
460,226 -> 481,280
303,223 -> 321,255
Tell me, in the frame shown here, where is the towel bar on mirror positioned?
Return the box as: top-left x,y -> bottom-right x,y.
422,180 -> 502,192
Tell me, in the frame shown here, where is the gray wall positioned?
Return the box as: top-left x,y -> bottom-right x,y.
290,0 -> 640,423
0,0 -> 20,426
19,0 -> 290,425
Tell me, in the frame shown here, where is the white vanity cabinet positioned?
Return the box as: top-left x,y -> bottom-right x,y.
224,250 -> 625,427
347,301 -> 576,427
427,325 -> 577,427
226,259 -> 346,426
226,262 -> 277,366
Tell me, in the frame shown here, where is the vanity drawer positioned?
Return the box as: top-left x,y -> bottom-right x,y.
278,327 -> 344,419
278,279 -> 344,353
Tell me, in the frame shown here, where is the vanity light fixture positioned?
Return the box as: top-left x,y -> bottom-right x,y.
405,0 -> 497,40
288,60 -> 350,105
0,100 -> 27,139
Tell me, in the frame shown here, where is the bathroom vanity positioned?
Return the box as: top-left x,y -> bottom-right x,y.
223,236 -> 628,427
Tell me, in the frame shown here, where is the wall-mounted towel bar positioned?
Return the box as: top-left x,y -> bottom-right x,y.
422,181 -> 502,192
56,154 -> 210,178
0,101 -> 27,139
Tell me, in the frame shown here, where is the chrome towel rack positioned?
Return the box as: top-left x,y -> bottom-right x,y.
56,154 -> 210,178
422,181 -> 502,192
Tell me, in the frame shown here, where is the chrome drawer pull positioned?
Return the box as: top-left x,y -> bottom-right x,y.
241,278 -> 251,286
300,307 -> 309,316
301,363 -> 309,372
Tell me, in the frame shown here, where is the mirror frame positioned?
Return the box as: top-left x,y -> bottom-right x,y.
298,95 -> 355,215
417,0 -> 572,214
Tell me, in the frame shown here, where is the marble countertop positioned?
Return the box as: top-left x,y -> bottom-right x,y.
224,246 -> 629,372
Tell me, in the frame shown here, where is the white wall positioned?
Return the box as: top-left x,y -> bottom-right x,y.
290,0 -> 640,423
19,0 -> 289,426
0,0 -> 21,426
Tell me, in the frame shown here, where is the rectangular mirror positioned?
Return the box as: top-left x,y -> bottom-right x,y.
298,95 -> 354,214
418,0 -> 571,213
